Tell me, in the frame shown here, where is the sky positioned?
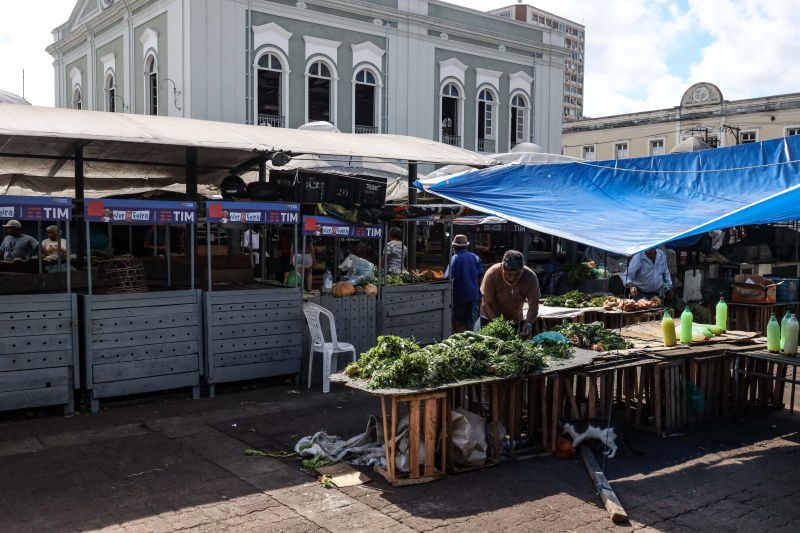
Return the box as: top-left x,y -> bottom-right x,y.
0,0 -> 798,118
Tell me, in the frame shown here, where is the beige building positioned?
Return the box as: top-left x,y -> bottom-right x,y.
563,82 -> 800,161
490,3 -> 584,122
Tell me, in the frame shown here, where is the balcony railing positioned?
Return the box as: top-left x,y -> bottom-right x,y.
477,138 -> 495,153
354,125 -> 379,134
442,133 -> 461,147
257,114 -> 285,128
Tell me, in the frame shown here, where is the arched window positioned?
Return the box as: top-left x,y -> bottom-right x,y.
105,71 -> 116,112
145,53 -> 158,115
353,67 -> 379,133
510,93 -> 530,148
477,88 -> 496,153
72,86 -> 82,110
440,81 -> 462,147
256,52 -> 286,127
307,59 -> 334,124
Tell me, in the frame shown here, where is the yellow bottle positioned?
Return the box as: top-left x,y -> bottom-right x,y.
662,309 -> 677,347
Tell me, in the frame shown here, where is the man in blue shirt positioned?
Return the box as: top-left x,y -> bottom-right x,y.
622,247 -> 672,299
445,234 -> 484,332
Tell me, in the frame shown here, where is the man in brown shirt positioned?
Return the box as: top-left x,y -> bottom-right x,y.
480,250 -> 540,339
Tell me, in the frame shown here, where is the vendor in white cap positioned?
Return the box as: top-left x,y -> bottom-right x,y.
0,220 -> 39,262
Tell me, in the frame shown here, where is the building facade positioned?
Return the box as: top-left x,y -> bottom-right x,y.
489,3 -> 584,122
562,82 -> 800,161
48,0 -> 569,154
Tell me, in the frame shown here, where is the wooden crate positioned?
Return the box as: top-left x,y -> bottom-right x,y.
83,290 -> 203,412
0,293 -> 79,414
733,350 -> 796,415
205,288 -> 303,395
655,359 -> 688,434
688,353 -> 734,424
379,283 -> 452,345
377,390 -> 448,486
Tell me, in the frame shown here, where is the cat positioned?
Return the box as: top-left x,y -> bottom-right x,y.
562,422 -> 619,458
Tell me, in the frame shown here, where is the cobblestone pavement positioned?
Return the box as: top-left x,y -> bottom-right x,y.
0,383 -> 798,532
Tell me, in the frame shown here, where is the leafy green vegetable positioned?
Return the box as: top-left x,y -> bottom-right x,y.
544,291 -> 609,309
551,321 -> 632,351
301,454 -> 335,470
479,316 -> 517,341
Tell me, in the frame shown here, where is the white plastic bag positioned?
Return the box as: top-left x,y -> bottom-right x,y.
450,408 -> 487,467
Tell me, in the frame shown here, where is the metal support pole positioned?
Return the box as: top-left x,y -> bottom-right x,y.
166,226 -> 172,288
190,223 -> 195,290
407,162 -> 418,271
153,226 -> 158,256
129,225 -> 133,255
74,146 -> 85,269
107,223 -> 113,257
37,221 -> 43,274
302,234 -> 307,292
65,221 -> 71,294
186,147 -> 198,288
206,220 -> 212,292
85,221 -> 92,295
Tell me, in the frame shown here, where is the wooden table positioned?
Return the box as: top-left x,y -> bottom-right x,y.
732,349 -> 800,415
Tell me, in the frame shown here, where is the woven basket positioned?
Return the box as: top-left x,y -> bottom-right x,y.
97,255 -> 149,294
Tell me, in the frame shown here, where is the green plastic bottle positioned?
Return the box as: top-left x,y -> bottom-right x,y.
781,310 -> 792,350
767,313 -> 781,352
662,309 -> 677,347
680,306 -> 693,345
715,295 -> 728,332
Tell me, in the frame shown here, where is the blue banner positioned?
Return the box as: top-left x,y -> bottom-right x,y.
85,198 -> 196,225
302,216 -> 383,239
0,196 -> 72,221
206,201 -> 300,225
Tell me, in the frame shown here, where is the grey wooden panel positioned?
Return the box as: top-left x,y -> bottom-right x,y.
0,335 -> 72,355
90,289 -> 198,302
213,346 -> 303,368
0,387 -> 70,411
384,295 -> 446,316
385,309 -> 444,328
213,334 -> 301,354
91,326 -> 198,349
91,312 -> 198,335
94,303 -> 200,319
209,288 -> 300,305
211,320 -> 300,341
380,282 -> 450,295
211,305 -> 301,326
212,359 -> 301,384
0,318 -> 72,338
384,322 -> 442,344
0,310 -> 72,323
93,354 -> 199,383
90,293 -> 199,310
92,372 -> 198,399
92,341 -> 198,365
0,367 -> 69,393
0,293 -> 73,305
0,350 -> 74,372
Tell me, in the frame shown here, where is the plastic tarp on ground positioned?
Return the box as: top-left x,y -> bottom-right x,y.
422,136 -> 800,256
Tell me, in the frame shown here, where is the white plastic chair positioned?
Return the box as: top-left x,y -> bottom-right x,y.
302,302 -> 357,393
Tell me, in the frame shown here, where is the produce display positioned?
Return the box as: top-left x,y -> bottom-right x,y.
552,321 -> 633,351
602,296 -> 662,312
331,281 -> 378,297
382,269 -> 445,286
543,290 -> 607,309
345,318 -> 573,389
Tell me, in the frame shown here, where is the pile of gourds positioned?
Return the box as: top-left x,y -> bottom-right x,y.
332,281 -> 378,297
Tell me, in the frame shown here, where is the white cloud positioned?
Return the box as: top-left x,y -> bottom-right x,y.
0,1 -> 74,106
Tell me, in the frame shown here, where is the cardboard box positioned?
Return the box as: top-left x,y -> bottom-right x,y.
732,274 -> 776,304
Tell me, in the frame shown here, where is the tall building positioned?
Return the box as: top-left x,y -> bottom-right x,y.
490,3 -> 584,122
47,0 -> 570,154
562,82 -> 800,160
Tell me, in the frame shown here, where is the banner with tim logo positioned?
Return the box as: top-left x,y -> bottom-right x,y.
84,199 -> 196,224
206,201 -> 300,225
0,196 -> 72,221
302,216 -> 383,239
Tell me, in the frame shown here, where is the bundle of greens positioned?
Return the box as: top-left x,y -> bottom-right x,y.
551,321 -> 632,352
345,318 -> 573,389
543,290 -> 608,309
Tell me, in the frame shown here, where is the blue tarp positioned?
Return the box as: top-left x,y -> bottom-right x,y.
422,136 -> 800,256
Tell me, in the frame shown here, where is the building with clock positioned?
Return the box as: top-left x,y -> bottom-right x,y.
562,82 -> 800,160
47,0 -> 571,155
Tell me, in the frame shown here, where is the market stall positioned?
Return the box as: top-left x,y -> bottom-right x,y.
81,198 -> 202,412
304,215 -> 382,357
203,201 -> 303,394
0,196 -> 78,414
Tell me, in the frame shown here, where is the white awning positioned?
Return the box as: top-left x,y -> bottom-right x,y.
0,104 -> 489,182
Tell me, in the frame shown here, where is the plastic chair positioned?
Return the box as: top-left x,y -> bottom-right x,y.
302,302 -> 357,393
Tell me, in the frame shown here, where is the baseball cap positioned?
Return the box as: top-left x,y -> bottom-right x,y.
2,220 -> 21,229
